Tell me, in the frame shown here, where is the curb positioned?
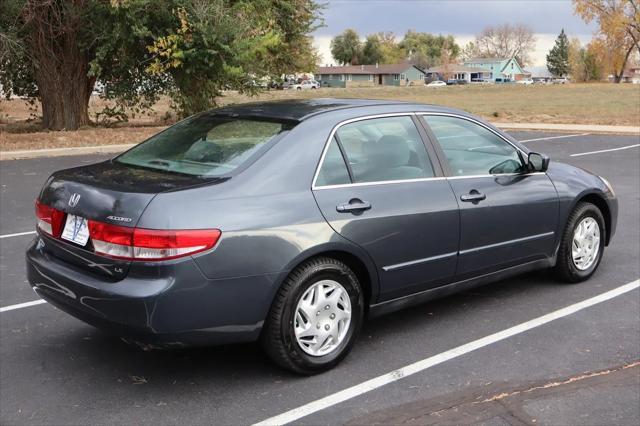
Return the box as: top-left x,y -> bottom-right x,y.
493,122 -> 640,135
1,123 -> 639,160
0,144 -> 136,161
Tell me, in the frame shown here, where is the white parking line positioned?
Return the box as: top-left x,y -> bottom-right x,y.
0,299 -> 47,313
253,279 -> 640,426
519,133 -> 590,143
0,230 -> 36,239
570,144 -> 640,157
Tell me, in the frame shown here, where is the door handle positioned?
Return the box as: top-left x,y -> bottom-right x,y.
460,190 -> 486,202
336,200 -> 372,213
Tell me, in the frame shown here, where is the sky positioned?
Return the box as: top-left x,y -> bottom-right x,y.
312,0 -> 598,67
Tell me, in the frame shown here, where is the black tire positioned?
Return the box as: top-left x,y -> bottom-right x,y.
261,257 -> 364,375
554,202 -> 606,283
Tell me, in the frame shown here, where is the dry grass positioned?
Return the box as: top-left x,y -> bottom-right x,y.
1,83 -> 638,151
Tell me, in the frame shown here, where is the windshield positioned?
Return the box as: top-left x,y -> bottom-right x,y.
116,115 -> 296,177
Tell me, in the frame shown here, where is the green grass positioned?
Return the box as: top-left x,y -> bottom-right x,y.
222,83 -> 640,126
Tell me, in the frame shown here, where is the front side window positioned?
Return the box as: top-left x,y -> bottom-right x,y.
316,116 -> 435,186
423,115 -> 525,176
117,115 -> 294,177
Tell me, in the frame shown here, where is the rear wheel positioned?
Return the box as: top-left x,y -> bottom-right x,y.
555,202 -> 605,283
261,257 -> 364,375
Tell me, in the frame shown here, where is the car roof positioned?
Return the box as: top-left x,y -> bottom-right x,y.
210,98 -> 460,122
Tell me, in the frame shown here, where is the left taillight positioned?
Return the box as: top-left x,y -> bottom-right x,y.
88,220 -> 221,261
35,199 -> 65,237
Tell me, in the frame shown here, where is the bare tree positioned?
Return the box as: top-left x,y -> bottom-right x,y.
474,24 -> 536,65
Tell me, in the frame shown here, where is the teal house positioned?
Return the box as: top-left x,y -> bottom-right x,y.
315,64 -> 426,88
463,57 -> 528,82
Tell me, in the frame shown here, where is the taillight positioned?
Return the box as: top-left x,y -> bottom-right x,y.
35,199 -> 65,237
88,220 -> 221,261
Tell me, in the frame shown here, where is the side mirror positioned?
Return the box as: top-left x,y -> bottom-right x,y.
528,152 -> 550,172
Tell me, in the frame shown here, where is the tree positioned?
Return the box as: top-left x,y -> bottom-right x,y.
460,41 -> 480,62
376,32 -> 406,64
547,29 -> 570,77
398,31 -> 459,69
361,34 -> 382,64
573,0 -> 640,82
474,24 -> 536,65
0,0 -> 322,129
569,37 -> 605,82
330,29 -> 362,65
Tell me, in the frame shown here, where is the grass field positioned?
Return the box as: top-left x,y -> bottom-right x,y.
1,83 -> 638,151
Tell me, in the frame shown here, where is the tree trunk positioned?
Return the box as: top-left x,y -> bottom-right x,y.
23,0 -> 94,130
613,43 -> 635,84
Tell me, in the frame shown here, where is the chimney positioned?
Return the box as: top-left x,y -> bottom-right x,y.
376,62 -> 379,69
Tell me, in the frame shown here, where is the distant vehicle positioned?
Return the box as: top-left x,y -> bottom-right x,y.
533,77 -> 551,85
516,78 -> 534,85
494,78 -> 514,84
553,77 -> 569,84
290,80 -> 319,90
427,80 -> 446,87
446,79 -> 459,85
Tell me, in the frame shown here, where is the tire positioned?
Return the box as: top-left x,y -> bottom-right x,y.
261,257 -> 364,375
554,202 -> 606,283
296,87 -> 302,90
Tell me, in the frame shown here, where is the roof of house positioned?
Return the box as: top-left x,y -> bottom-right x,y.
316,64 -> 423,75
465,57 -> 510,64
426,65 -> 486,73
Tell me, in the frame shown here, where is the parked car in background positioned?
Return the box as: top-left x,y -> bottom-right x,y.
516,78 -> 534,85
427,80 -> 447,87
553,77 -> 569,84
290,80 -> 319,90
494,78 -> 514,84
27,99 -> 617,375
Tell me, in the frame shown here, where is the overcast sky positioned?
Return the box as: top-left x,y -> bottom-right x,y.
312,0 -> 598,67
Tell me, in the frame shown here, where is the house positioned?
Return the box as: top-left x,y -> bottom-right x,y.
621,67 -> 640,84
425,64 -> 491,83
463,57 -> 528,82
315,64 -> 426,87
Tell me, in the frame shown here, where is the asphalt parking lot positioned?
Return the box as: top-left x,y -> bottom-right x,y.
1,130 -> 639,425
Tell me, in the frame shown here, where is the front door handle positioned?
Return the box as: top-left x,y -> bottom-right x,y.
460,190 -> 486,202
336,199 -> 372,213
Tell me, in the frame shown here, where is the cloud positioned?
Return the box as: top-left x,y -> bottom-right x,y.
311,0 -> 597,66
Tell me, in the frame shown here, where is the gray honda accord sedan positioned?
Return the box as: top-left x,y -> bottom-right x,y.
26,99 -> 617,374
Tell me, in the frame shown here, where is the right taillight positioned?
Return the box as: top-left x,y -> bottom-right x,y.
35,199 -> 65,237
88,220 -> 221,261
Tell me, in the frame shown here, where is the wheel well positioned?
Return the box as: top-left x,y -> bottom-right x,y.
578,193 -> 612,245
295,251 -> 374,309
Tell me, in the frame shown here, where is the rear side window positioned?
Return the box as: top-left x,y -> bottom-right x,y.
116,115 -> 295,177
334,116 -> 435,184
423,115 -> 524,176
315,137 -> 351,186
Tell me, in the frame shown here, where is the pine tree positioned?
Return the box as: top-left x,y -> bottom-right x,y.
547,29 -> 570,77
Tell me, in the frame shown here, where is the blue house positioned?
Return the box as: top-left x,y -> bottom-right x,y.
463,57 -> 528,82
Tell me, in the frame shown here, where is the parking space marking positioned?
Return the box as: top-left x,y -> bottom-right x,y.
571,144 -> 640,157
0,299 -> 47,313
519,133 -> 590,143
253,279 -> 640,426
0,230 -> 36,239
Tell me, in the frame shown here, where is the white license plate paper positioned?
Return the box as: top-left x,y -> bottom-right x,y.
61,214 -> 90,246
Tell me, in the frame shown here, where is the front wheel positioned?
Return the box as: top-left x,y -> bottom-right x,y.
554,202 -> 605,283
261,257 -> 364,375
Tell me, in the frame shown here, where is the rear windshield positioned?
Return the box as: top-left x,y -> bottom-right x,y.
116,115 -> 296,177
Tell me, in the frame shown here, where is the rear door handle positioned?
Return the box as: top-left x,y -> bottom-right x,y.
460,191 -> 486,202
336,200 -> 372,213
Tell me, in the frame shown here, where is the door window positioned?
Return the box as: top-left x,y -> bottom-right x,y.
423,115 -> 525,176
315,116 -> 436,186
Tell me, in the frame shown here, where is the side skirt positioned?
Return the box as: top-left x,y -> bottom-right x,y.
368,258 -> 554,318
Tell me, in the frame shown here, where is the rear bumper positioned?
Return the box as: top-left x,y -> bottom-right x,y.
26,237 -> 282,347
